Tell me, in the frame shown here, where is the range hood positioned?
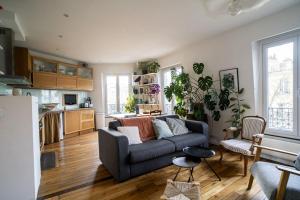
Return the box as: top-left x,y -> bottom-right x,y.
0,27 -> 31,86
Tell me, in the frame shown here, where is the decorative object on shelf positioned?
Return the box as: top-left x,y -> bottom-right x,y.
219,68 -> 239,91
138,60 -> 160,74
147,61 -> 160,73
124,95 -> 138,113
148,84 -> 160,95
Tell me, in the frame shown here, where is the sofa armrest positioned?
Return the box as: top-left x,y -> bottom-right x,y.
98,128 -> 130,181
185,120 -> 208,138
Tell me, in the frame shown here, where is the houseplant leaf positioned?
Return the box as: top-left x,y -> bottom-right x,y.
193,63 -> 204,74
198,76 -> 213,91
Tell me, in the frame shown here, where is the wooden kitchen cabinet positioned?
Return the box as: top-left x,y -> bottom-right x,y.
80,110 -> 95,130
64,110 -> 81,135
77,78 -> 93,91
32,72 -> 57,88
57,75 -> 77,89
64,109 -> 95,135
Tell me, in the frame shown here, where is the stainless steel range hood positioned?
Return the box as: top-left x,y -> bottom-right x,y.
0,74 -> 31,86
0,27 -> 32,86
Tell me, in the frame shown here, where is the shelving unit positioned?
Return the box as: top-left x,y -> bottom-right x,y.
132,73 -> 161,114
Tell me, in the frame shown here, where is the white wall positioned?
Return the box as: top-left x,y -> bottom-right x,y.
158,5 -> 300,160
0,96 -> 41,200
89,63 -> 136,114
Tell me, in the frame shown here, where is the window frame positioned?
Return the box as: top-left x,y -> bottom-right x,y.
160,65 -> 182,115
261,30 -> 300,139
104,73 -> 131,115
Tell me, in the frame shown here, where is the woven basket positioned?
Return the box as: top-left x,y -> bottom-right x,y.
161,179 -> 200,200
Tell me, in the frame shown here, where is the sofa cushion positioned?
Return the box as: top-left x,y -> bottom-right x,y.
166,118 -> 189,135
129,139 -> 175,163
153,119 -> 174,139
163,133 -> 207,151
251,161 -> 300,200
117,126 -> 142,145
119,117 -> 155,142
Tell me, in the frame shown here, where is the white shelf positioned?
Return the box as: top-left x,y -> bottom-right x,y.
133,72 -> 158,76
133,83 -> 159,87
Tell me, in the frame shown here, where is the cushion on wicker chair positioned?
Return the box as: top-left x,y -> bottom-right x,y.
220,139 -> 252,155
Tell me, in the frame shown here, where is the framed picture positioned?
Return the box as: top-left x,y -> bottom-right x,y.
219,68 -> 239,91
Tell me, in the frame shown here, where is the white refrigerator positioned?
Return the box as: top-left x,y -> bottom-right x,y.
0,96 -> 41,200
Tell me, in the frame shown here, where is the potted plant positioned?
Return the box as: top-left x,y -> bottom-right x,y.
164,63 -> 231,121
147,61 -> 160,73
124,95 -> 138,113
226,88 -> 251,131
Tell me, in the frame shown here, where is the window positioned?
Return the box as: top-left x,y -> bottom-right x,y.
262,30 -> 300,139
105,74 -> 130,115
279,79 -> 289,95
161,65 -> 182,114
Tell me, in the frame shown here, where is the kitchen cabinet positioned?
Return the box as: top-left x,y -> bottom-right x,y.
77,78 -> 93,91
32,56 -> 57,73
14,47 -> 94,91
80,109 -> 95,130
14,47 -> 32,79
64,109 -> 95,135
57,75 -> 77,89
64,110 -> 81,135
33,72 -> 57,88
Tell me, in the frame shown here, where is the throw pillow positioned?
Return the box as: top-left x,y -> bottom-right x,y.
119,117 -> 155,142
295,153 -> 300,170
152,119 -> 174,139
166,118 -> 189,135
117,126 -> 142,145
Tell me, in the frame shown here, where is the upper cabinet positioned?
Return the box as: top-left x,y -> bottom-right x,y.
78,67 -> 92,79
58,64 -> 77,76
33,57 -> 57,73
14,47 -> 94,91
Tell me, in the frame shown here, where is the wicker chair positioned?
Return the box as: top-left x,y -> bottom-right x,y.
219,116 -> 266,176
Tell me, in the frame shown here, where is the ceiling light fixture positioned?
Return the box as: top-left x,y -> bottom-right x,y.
203,0 -> 270,16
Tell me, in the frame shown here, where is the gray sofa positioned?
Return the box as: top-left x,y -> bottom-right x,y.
98,115 -> 208,181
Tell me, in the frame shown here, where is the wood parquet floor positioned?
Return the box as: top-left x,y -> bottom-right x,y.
38,132 -> 266,200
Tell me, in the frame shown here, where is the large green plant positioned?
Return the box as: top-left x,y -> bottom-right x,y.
164,72 -> 199,118
164,63 -> 231,121
193,63 -> 230,121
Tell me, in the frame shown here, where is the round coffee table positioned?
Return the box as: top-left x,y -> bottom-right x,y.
183,146 -> 221,181
172,157 -> 201,182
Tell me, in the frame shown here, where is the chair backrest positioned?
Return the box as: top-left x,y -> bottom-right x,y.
241,116 -> 266,140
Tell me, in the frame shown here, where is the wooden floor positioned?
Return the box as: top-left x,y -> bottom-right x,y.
38,132 -> 266,200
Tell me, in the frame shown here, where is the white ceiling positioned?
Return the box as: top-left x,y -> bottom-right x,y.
0,0 -> 299,63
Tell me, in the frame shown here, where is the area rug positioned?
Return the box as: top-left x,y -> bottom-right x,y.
41,151 -> 57,170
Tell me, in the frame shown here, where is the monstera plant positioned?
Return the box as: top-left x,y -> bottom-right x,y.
193,63 -> 231,121
164,63 -> 231,121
